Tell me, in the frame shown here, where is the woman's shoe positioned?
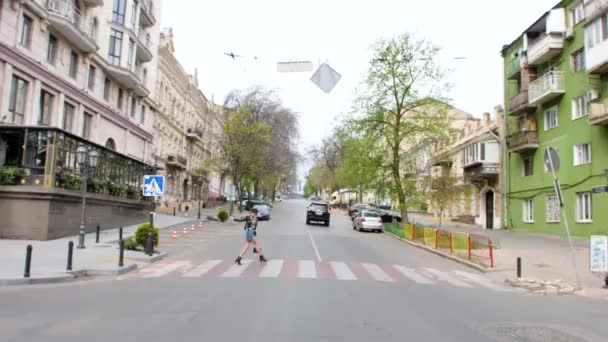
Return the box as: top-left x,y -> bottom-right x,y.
259,255 -> 267,263
235,256 -> 242,265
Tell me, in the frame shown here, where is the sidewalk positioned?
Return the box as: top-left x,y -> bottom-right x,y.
0,214 -> 193,285
406,212 -> 608,299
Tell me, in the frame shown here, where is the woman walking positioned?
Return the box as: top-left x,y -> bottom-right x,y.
235,210 -> 267,265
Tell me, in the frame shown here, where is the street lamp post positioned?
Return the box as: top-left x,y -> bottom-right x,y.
76,145 -> 99,249
197,175 -> 203,220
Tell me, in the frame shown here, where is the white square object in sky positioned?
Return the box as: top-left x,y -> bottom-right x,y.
310,63 -> 342,94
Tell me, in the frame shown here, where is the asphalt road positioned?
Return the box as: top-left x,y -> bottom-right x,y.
1,200 -> 607,342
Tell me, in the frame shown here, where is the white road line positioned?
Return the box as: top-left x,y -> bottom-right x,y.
142,261 -> 191,278
330,261 -> 356,280
307,228 -> 322,262
393,265 -> 435,285
421,268 -> 473,288
259,259 -> 284,278
361,263 -> 394,282
182,260 -> 222,278
221,259 -> 252,277
297,260 -> 317,279
451,270 -> 510,291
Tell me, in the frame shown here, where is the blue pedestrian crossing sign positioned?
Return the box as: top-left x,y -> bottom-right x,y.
143,175 -> 165,197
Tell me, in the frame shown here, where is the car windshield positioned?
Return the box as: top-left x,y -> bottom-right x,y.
363,211 -> 380,218
310,204 -> 327,211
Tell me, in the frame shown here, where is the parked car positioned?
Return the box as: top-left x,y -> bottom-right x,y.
347,204 -> 375,217
353,210 -> 383,233
306,202 -> 330,226
368,208 -> 402,224
252,204 -> 271,220
245,200 -> 273,211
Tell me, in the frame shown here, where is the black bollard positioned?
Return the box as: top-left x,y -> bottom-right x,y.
118,226 -> 123,241
95,225 -> 100,243
173,207 -> 176,216
24,245 -> 32,278
67,241 -> 74,271
517,257 -> 522,278
604,275 -> 608,289
118,239 -> 125,267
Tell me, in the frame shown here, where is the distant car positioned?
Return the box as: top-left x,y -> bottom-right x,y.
347,204 -> 375,217
245,200 -> 273,211
353,210 -> 383,233
306,202 -> 330,226
252,204 -> 271,220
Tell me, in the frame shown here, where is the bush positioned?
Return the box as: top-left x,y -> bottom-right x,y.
90,178 -> 107,193
123,237 -> 138,251
58,171 -> 83,190
134,223 -> 159,247
0,167 -> 22,185
127,186 -> 141,200
217,209 -> 229,222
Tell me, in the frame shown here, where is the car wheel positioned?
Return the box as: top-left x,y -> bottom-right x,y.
324,221 -> 330,227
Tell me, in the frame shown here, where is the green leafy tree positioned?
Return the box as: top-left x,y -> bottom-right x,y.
425,162 -> 460,229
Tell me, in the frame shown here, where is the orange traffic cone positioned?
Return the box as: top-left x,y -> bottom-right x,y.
172,230 -> 178,240
182,227 -> 188,237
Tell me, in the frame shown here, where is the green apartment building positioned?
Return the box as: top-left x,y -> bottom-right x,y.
502,0 -> 608,237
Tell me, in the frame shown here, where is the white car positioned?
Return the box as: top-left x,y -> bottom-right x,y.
353,210 -> 383,233
252,204 -> 271,220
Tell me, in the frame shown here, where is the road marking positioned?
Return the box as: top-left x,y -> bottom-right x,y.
259,259 -> 284,278
307,228 -> 322,262
420,268 -> 473,288
142,261 -> 191,278
330,261 -> 356,280
182,260 -> 222,277
393,265 -> 435,285
221,259 -> 253,277
298,260 -> 317,279
451,270 -> 508,291
361,263 -> 394,282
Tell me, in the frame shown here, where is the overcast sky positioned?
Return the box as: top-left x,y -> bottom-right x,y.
162,0 -> 556,181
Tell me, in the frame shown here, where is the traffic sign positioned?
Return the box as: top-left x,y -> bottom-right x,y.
592,186 -> 608,194
590,235 -> 608,273
143,175 -> 165,197
544,147 -> 560,172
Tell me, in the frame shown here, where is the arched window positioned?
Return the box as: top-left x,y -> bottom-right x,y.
105,138 -> 116,150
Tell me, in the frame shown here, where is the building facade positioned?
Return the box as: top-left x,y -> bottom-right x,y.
502,0 -> 608,236
428,108 -> 506,229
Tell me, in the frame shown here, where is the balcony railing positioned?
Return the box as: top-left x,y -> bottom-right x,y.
508,130 -> 540,153
186,128 -> 203,140
584,0 -> 608,21
166,154 -> 187,169
508,90 -> 536,115
140,0 -> 157,27
528,71 -> 565,105
463,163 -> 500,181
506,57 -> 521,79
138,27 -> 152,50
527,33 -> 564,65
589,102 -> 608,125
45,0 -> 97,51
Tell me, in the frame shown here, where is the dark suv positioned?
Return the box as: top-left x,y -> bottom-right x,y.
306,202 -> 330,226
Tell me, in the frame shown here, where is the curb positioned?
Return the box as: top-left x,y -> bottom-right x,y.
383,230 -> 495,273
81,264 -> 138,276
0,273 -> 77,286
126,251 -> 168,263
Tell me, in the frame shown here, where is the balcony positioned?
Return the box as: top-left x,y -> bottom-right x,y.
96,55 -> 149,97
166,154 -> 187,170
527,33 -> 564,65
584,0 -> 608,22
45,0 -> 97,53
506,57 -> 521,80
508,131 -> 540,153
589,103 -> 608,125
140,0 -> 157,28
528,71 -> 565,105
508,90 -> 536,115
586,37 -> 608,74
136,27 -> 153,62
186,128 -> 203,143
463,162 -> 500,181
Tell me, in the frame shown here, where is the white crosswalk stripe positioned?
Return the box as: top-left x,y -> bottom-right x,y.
451,270 -> 511,291
361,263 -> 394,282
393,265 -> 435,285
330,261 -> 356,280
221,259 -> 253,277
182,260 -> 222,278
141,261 -> 192,278
420,268 -> 473,288
298,260 -> 317,279
259,259 -> 284,278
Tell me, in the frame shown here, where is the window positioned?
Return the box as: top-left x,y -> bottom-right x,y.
576,192 -> 592,222
117,88 -> 124,110
39,90 -> 54,126
47,34 -> 58,65
543,107 -> 558,130
572,96 -> 589,119
586,18 -> 604,48
82,112 -> 93,139
571,4 -> 584,26
8,76 -> 28,124
462,143 -> 479,166
140,105 -> 146,124
87,65 -> 96,91
108,29 -> 123,65
546,195 -> 560,223
112,0 -> 126,24
63,102 -> 75,132
574,142 -> 591,165
522,156 -> 534,176
69,51 -> 78,79
19,15 -> 32,47
571,49 -> 585,72
130,0 -> 138,30
127,39 -> 135,70
130,97 -> 136,117
523,199 -> 534,223
103,78 -> 111,100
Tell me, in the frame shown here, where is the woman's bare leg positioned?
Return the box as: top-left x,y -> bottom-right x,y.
239,241 -> 251,257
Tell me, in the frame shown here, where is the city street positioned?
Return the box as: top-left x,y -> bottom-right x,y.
1,200 -> 608,342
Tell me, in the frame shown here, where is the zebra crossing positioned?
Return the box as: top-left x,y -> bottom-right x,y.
130,259 -> 511,292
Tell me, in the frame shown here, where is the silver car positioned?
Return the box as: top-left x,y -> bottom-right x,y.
353,210 -> 383,233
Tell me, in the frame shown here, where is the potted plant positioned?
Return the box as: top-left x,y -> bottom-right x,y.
0,166 -> 23,185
